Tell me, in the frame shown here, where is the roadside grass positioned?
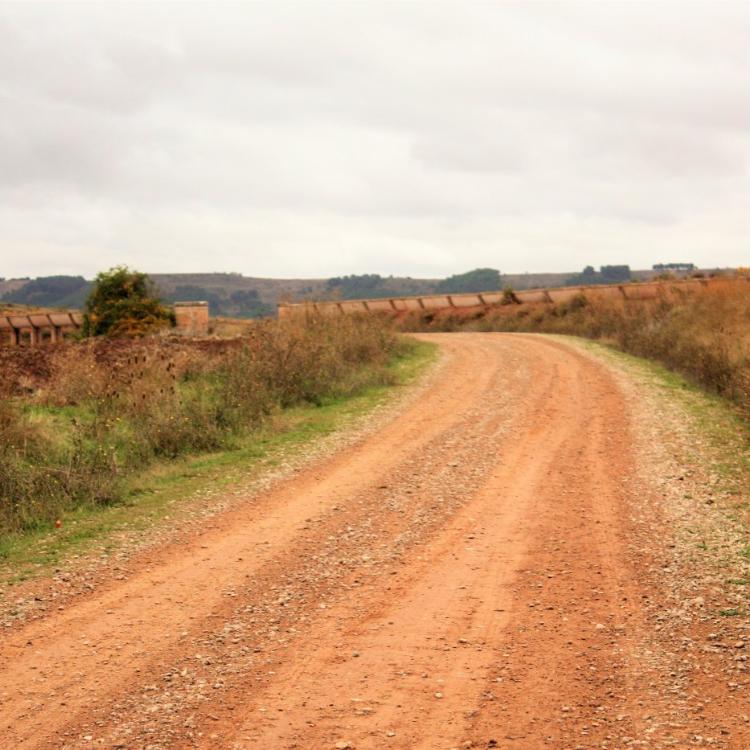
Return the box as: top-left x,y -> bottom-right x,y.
576,336 -> 750,473
0,339 -> 437,585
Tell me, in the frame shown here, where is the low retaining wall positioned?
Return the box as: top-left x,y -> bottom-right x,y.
278,277 -> 741,318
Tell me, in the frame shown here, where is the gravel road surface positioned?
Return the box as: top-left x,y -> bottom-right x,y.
1,333 -> 748,749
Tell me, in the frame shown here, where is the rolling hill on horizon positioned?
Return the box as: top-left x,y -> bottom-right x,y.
0,266 -> 707,318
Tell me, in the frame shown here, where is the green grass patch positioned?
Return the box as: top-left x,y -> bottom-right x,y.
718,608 -> 743,617
0,339 -> 437,585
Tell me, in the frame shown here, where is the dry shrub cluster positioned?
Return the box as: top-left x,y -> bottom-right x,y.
401,280 -> 750,411
0,313 -> 404,535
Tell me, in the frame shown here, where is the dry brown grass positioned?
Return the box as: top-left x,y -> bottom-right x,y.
0,313 -> 407,535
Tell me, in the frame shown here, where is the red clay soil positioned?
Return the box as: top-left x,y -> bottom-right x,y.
0,333 -> 747,749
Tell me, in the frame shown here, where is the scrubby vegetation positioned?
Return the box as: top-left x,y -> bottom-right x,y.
0,314 -> 408,535
401,279 -> 750,412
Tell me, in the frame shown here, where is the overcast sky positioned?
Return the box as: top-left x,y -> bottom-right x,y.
1,1 -> 749,279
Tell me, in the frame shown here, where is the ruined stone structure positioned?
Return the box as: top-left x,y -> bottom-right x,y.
0,311 -> 83,345
278,277 -> 739,318
1,301 -> 211,346
173,301 -> 210,336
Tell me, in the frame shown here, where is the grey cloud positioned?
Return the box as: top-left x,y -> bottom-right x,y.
1,1 -> 749,278
582,121 -> 745,179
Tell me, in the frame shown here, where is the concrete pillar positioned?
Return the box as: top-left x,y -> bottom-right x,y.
28,327 -> 38,346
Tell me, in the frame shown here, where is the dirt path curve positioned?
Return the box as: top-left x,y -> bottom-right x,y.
1,333 -> 747,749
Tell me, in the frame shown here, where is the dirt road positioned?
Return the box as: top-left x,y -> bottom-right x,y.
1,333 -> 748,749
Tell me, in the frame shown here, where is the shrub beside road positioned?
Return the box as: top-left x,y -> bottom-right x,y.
0,313 -> 412,537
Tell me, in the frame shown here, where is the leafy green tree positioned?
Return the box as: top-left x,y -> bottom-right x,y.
83,266 -> 174,337
437,268 -> 502,294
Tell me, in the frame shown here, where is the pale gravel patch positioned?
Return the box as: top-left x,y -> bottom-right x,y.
0,346 -> 446,632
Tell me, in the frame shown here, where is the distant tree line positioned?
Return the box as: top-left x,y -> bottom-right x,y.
652,263 -> 695,272
325,274 -> 434,300
436,268 -> 502,293
326,274 -> 388,299
326,268 -> 505,299
161,284 -> 274,318
565,265 -> 631,286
